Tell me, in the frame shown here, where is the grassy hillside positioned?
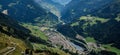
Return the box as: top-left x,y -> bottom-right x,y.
0,33 -> 28,55
22,23 -> 48,41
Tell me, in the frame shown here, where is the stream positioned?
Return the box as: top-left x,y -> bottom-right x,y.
70,42 -> 84,51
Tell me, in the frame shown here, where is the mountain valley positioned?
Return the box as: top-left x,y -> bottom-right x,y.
0,0 -> 120,55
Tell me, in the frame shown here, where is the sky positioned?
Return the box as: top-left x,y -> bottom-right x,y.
51,0 -> 72,5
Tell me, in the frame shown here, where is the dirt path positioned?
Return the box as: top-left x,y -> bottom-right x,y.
3,47 -> 16,55
0,46 -> 16,55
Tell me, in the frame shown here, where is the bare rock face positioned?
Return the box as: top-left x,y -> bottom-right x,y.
44,29 -> 85,54
45,30 -> 75,51
2,10 -> 8,15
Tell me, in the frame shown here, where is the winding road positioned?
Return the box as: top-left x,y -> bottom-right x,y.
3,47 -> 16,55
0,46 -> 16,55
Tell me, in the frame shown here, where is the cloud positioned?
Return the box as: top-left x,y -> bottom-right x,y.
52,0 -> 71,5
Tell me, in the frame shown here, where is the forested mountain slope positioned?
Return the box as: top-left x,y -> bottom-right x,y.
62,0 -> 114,22
0,0 -> 58,27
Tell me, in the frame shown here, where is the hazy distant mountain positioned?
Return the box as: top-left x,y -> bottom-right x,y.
34,0 -> 63,18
